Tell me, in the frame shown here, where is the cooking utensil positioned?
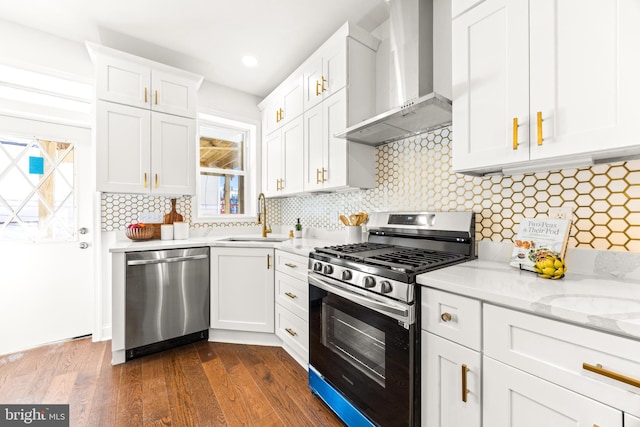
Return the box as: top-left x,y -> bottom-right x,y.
357,212 -> 368,225
350,214 -> 359,226
339,215 -> 351,226
164,198 -> 183,224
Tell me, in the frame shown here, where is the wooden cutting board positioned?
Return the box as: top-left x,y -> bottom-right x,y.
164,198 -> 183,224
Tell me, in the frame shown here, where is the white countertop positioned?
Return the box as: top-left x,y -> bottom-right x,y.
108,232 -> 338,257
417,243 -> 640,341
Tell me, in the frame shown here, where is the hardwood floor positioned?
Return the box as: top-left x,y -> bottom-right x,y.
0,338 -> 344,426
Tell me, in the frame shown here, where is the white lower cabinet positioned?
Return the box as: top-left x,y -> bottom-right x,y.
422,289 -> 640,426
626,414 -> 640,427
421,288 -> 481,427
210,247 -> 274,333
422,331 -> 481,427
274,250 -> 309,367
484,357 -> 622,427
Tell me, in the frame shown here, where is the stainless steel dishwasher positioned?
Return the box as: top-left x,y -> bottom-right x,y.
125,246 -> 210,359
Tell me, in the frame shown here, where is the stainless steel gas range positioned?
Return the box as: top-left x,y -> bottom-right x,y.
308,211 -> 476,426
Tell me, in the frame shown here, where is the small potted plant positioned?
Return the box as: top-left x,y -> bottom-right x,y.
294,218 -> 302,238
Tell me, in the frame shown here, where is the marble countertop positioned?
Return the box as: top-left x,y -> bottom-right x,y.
417,243 -> 640,341
108,231 -> 338,257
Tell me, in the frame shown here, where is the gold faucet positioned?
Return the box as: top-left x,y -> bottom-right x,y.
258,192 -> 272,238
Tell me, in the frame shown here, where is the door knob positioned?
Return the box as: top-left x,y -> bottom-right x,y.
79,227 -> 88,234
79,242 -> 89,249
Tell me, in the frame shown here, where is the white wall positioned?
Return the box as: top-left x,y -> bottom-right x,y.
0,19 -> 93,81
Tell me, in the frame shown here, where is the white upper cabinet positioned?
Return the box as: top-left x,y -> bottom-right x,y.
262,75 -> 304,135
262,116 -> 304,197
88,43 -> 202,195
96,101 -> 195,195
93,46 -> 200,119
303,88 -> 375,192
260,22 -> 379,196
302,32 -> 347,111
452,0 -> 640,175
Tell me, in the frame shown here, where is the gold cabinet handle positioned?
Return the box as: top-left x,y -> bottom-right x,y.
155,90 -> 158,105
154,174 -> 158,188
513,117 -> 519,150
316,168 -> 321,184
276,109 -> 280,123
284,292 -> 298,299
461,364 -> 469,402
321,75 -> 327,92
143,173 -> 148,188
285,327 -> 297,337
279,178 -> 284,191
441,312 -> 452,322
321,168 -> 327,183
267,254 -> 271,269
315,80 -> 321,97
284,263 -> 297,269
583,363 -> 640,389
280,108 -> 284,121
537,111 -> 543,145
144,87 -> 148,103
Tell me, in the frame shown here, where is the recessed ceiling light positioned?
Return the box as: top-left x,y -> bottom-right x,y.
242,55 -> 258,67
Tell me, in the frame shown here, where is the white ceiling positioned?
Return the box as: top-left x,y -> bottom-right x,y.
0,0 -> 390,98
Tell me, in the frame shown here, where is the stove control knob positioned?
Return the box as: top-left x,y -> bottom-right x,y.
342,270 -> 353,281
323,265 -> 334,275
313,262 -> 322,272
380,281 -> 393,294
363,276 -> 376,288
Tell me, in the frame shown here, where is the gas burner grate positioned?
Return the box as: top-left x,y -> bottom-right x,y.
315,243 -> 394,256
364,249 -> 468,273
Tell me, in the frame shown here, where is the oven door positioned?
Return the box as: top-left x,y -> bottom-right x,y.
309,272 -> 417,427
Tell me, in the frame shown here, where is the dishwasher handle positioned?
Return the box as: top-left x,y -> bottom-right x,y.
127,253 -> 208,266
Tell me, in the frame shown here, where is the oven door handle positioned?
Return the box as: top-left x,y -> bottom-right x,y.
309,273 -> 415,326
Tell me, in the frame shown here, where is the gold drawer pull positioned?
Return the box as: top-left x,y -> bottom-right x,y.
583,363 -> 640,389
441,312 -> 452,322
316,168 -> 322,184
321,168 -> 327,183
537,111 -> 543,145
284,263 -> 297,269
284,292 -> 298,299
513,117 -> 519,150
315,80 -> 321,97
321,75 -> 327,92
285,328 -> 297,337
144,87 -> 148,103
267,254 -> 271,269
154,173 -> 158,188
461,364 -> 469,402
155,90 -> 158,105
143,173 -> 148,188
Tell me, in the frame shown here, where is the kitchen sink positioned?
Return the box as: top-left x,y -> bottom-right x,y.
219,236 -> 290,242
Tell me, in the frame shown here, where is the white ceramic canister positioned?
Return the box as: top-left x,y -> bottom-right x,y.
346,225 -> 363,243
173,222 -> 189,240
160,224 -> 174,240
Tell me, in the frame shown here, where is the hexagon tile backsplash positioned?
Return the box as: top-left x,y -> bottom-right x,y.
278,127 -> 640,252
101,126 -> 640,252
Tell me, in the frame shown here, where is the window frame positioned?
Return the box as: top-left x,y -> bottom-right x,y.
192,111 -> 259,223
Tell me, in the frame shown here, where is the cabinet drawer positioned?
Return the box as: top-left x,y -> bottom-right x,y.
484,304 -> 640,418
275,304 -> 308,361
275,250 -> 308,282
421,288 -> 482,351
275,271 -> 308,322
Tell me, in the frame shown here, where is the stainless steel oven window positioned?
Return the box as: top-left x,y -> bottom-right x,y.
322,302 -> 386,387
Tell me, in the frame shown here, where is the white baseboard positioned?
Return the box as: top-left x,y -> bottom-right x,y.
208,329 -> 282,347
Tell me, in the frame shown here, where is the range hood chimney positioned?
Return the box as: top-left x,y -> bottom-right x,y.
337,0 -> 452,145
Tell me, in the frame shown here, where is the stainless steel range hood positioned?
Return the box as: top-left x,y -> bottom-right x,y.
337,0 -> 452,146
